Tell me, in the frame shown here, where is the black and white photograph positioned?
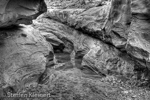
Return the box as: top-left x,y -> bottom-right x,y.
0,0 -> 150,100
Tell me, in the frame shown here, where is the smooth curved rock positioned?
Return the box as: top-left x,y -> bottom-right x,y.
0,25 -> 53,89
0,0 -> 47,27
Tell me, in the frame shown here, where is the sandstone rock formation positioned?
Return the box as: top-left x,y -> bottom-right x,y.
1,0 -> 150,100
42,0 -> 150,84
34,16 -> 135,79
45,0 -> 105,9
0,0 -> 47,28
0,25 -> 53,91
0,0 -> 50,94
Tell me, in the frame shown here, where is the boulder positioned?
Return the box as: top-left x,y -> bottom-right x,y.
0,0 -> 47,28
0,25 -> 53,89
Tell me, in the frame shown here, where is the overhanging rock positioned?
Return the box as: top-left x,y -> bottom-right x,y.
0,0 -> 47,28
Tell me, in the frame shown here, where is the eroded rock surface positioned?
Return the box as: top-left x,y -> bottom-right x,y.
0,25 -> 53,91
0,0 -> 47,28
45,0 -> 105,9
42,0 -> 150,83
44,1 -> 111,33
1,0 -> 150,100
34,16 -> 136,84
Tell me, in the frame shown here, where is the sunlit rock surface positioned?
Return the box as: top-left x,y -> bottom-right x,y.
0,0 -> 47,27
0,25 -> 53,90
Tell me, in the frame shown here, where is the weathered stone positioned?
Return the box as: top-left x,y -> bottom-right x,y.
34,16 -> 135,80
1,0 -> 150,99
44,1 -> 111,32
127,0 -> 150,61
0,0 -> 47,27
45,0 -> 105,9
45,0 -> 150,66
33,0 -> 150,87
39,30 -> 65,53
0,25 -> 53,89
81,39 -> 135,78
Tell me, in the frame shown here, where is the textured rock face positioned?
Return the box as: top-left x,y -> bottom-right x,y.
105,0 -> 150,61
0,0 -> 47,27
1,0 -> 150,100
43,0 -> 150,81
34,16 -> 135,82
128,0 -> 150,60
0,25 -> 52,89
44,0 -> 150,59
44,1 -> 111,32
45,0 -> 105,9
